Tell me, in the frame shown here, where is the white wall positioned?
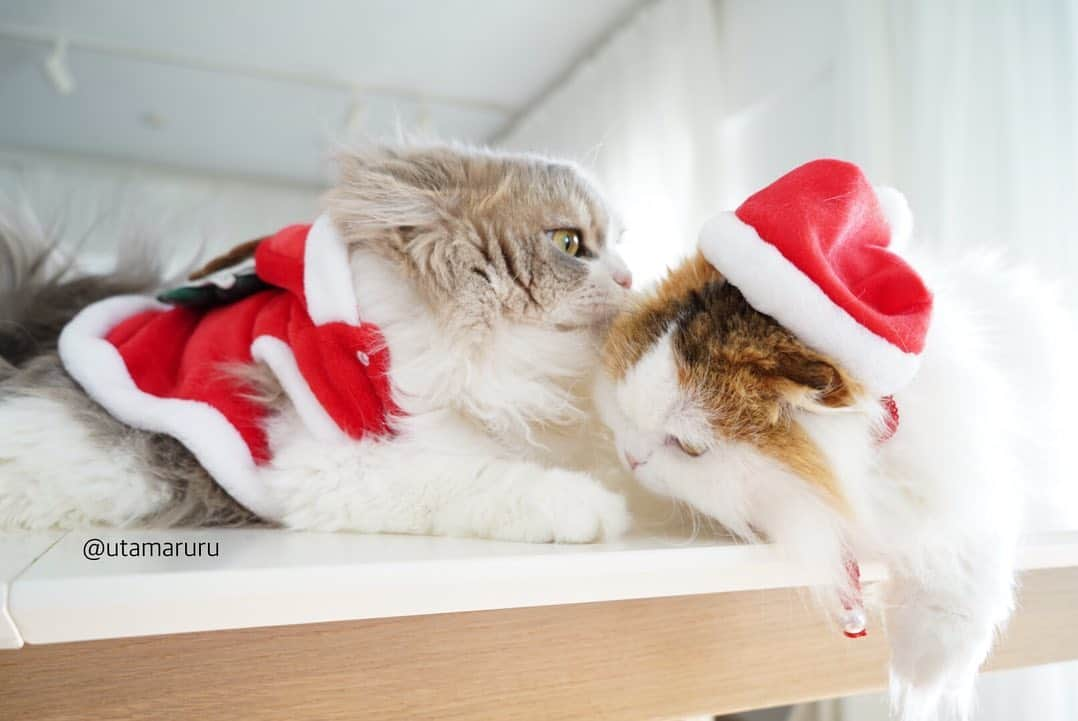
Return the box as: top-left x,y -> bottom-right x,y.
499,0 -> 848,287
714,0 -> 844,199
0,147 -> 323,270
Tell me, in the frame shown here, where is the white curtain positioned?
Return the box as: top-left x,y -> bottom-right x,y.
499,0 -> 727,287
501,1 -> 1078,719
835,0 -> 1078,278
502,0 -> 1078,293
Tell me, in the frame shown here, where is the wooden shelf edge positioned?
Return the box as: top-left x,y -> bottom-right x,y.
2,567 -> 1076,721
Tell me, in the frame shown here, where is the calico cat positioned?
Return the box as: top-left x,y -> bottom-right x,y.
596,160 -> 1078,720
0,144 -> 634,542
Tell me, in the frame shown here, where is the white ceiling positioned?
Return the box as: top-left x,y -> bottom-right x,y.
0,0 -> 642,185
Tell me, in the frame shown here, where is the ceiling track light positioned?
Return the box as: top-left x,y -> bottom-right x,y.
2,24 -> 509,114
415,102 -> 434,137
44,36 -> 76,95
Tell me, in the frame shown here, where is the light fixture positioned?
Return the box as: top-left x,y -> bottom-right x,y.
344,94 -> 366,139
140,111 -> 166,130
43,36 -> 76,95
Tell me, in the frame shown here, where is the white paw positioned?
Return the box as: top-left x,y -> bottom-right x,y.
496,469 -> 630,543
887,602 -> 995,692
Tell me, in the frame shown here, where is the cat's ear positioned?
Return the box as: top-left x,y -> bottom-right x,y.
326,149 -> 443,236
328,148 -> 499,336
771,352 -> 860,412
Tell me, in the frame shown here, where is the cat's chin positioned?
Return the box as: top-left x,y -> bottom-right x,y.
551,318 -> 614,334
550,295 -> 635,331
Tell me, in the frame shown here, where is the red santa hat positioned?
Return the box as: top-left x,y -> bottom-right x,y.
698,159 -> 932,395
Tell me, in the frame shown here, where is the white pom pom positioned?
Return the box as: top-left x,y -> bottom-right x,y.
840,606 -> 867,638
874,186 -> 913,251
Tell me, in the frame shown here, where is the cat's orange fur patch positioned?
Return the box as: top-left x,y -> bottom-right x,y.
603,252 -> 721,378
604,252 -> 864,514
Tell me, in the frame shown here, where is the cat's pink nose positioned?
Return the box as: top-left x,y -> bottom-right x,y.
613,269 -> 632,289
625,451 -> 644,470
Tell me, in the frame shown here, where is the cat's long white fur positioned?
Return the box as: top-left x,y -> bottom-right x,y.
0,245 -> 631,541
597,248 -> 1078,721
261,246 -> 630,540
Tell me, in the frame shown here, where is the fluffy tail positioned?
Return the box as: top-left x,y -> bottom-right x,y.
0,201 -> 167,372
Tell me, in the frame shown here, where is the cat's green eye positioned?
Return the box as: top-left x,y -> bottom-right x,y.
550,228 -> 582,257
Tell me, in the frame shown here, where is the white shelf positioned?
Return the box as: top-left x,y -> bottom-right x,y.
2,528 -> 1077,648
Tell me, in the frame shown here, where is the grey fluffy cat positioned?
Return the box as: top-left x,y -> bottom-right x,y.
0,145 -> 635,541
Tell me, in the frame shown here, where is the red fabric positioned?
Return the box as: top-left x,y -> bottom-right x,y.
104,224 -> 397,464
253,224 -> 307,298
878,395 -> 900,444
735,159 -> 933,354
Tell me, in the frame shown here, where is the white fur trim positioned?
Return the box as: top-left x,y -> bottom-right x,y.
698,213 -> 921,394
304,214 -> 360,327
250,336 -> 350,444
58,296 -> 285,520
874,186 -> 913,251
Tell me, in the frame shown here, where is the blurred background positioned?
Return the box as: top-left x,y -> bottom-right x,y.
3,0 -> 1077,288
2,1 -> 1077,719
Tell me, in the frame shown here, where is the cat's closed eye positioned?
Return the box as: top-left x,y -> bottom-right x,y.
548,228 -> 583,257
666,435 -> 707,457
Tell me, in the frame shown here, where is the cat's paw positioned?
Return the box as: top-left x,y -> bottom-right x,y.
885,569 -> 1013,695
887,603 -> 994,690
884,591 -> 1003,721
499,469 -> 630,543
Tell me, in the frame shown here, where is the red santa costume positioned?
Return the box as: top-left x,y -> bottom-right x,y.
58,215 -> 399,520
